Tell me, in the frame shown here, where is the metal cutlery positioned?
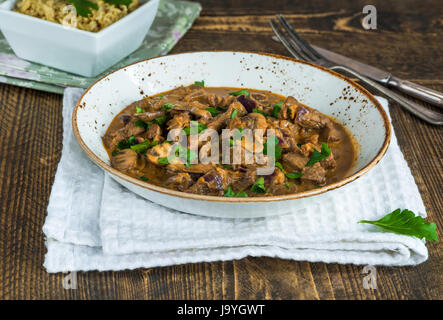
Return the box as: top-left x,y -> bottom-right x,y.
270,15 -> 443,125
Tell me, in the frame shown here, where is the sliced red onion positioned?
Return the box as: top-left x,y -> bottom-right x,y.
237,95 -> 256,113
296,106 -> 309,120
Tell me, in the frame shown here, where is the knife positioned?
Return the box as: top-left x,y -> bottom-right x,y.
312,45 -> 443,109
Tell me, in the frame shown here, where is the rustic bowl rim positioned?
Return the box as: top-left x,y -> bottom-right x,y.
72,51 -> 391,203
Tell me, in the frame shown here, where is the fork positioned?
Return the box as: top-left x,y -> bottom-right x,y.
270,15 -> 443,126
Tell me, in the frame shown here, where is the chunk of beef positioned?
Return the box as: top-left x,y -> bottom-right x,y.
206,102 -> 247,131
296,105 -> 331,130
230,168 -> 257,191
282,152 -> 309,171
187,167 -> 229,195
167,163 -> 215,174
241,112 -> 268,131
301,163 -> 326,185
280,96 -> 299,120
173,104 -> 212,120
111,149 -> 146,172
146,123 -> 162,141
167,113 -> 190,131
207,93 -> 223,107
183,88 -> 208,103
165,173 -> 193,191
219,95 -> 236,108
102,121 -> 145,150
323,123 -> 341,142
146,142 -> 172,165
320,152 -> 336,169
134,110 -> 166,122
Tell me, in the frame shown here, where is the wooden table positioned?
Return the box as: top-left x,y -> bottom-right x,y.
0,0 -> 441,300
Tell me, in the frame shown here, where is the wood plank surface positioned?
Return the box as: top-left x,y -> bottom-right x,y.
0,0 -> 441,299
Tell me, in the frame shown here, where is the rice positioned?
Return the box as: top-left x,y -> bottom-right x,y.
14,0 -> 139,32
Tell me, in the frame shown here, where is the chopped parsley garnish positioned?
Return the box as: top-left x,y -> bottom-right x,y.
130,139 -> 158,154
66,0 -> 97,18
154,115 -> 168,126
117,135 -> 136,149
156,94 -> 164,100
183,121 -> 207,135
306,142 -> 331,167
272,101 -> 283,118
251,177 -> 266,193
223,164 -> 232,169
223,187 -> 248,197
229,139 -> 235,146
136,106 -> 146,114
112,149 -> 119,156
285,171 -> 303,179
252,108 -> 267,118
194,80 -> 205,87
140,176 -> 149,182
206,107 -> 219,117
275,161 -> 303,179
263,136 -> 281,160
173,145 -> 198,167
162,103 -> 174,110
285,182 -> 291,189
359,209 -> 438,241
231,109 -> 238,119
229,89 -> 250,97
134,120 -> 150,129
158,157 -> 169,165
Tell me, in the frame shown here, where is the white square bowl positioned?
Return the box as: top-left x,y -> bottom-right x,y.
0,0 -> 159,77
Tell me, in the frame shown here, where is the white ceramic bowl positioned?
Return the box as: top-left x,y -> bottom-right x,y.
0,0 -> 159,77
73,51 -> 390,218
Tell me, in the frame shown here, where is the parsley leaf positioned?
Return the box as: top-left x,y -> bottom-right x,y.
229,89 -> 250,97
285,171 -> 303,179
194,80 -> 205,87
140,176 -> 149,182
134,120 -> 150,130
117,135 -> 136,149
231,109 -> 238,119
130,139 -> 158,154
206,107 -> 219,117
251,177 -> 266,193
183,121 -> 207,135
173,145 -> 198,167
306,142 -> 331,167
67,1 -> 134,19
162,103 -> 174,110
223,187 -> 248,197
158,157 -> 169,165
154,115 -> 168,126
105,0 -> 133,6
359,209 -> 438,241
252,108 -> 267,118
66,0 -> 98,18
272,101 -> 283,118
135,106 -> 146,114
275,161 -> 303,179
263,136 -> 281,160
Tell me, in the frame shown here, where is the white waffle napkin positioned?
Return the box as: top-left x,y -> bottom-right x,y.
43,88 -> 428,273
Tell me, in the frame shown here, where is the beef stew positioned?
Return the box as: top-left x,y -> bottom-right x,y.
102,83 -> 356,197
